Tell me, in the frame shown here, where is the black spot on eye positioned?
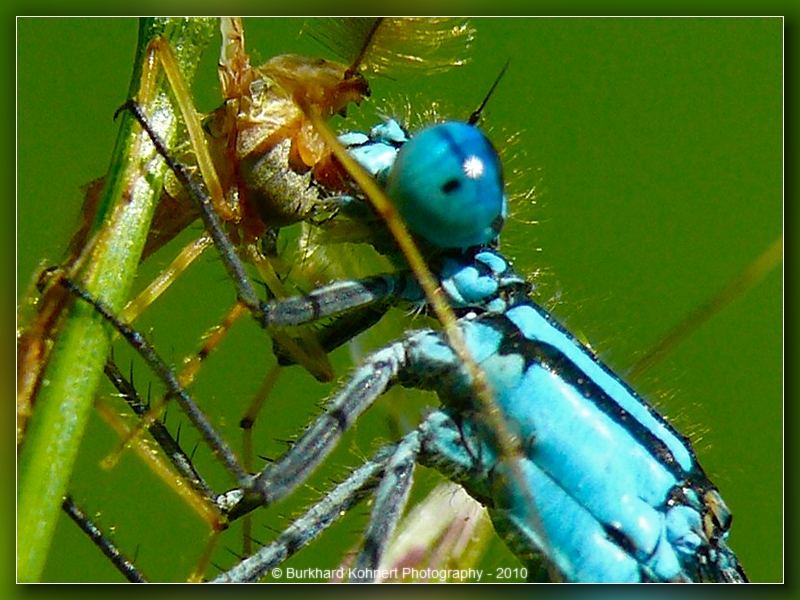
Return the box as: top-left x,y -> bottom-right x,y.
442,179 -> 461,194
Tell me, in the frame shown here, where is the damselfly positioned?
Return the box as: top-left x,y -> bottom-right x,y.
17,18 -> 782,581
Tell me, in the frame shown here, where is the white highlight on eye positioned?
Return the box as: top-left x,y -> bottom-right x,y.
462,155 -> 485,179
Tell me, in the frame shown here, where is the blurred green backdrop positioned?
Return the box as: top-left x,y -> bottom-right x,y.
17,18 -> 782,582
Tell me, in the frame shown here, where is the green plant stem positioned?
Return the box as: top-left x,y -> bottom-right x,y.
17,18 -> 216,582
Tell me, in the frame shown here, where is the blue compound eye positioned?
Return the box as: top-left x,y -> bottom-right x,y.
385,121 -> 507,249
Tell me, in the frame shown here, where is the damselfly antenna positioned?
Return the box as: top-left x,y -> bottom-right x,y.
468,60 -> 510,125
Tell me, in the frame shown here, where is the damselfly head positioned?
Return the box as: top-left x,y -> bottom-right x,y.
386,121 -> 507,249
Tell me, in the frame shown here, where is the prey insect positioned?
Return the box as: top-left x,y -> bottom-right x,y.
17,17 -> 481,581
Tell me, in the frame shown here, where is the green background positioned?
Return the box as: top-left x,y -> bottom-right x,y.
17,18 -> 782,582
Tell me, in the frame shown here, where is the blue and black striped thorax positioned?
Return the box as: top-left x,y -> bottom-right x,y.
420,264 -> 744,581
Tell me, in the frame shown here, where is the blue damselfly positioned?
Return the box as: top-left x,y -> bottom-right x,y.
17,18 -> 781,581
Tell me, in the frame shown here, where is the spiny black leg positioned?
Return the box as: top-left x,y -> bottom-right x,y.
62,496 -> 147,583
116,99 -> 262,314
61,276 -> 248,485
104,358 -> 216,501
